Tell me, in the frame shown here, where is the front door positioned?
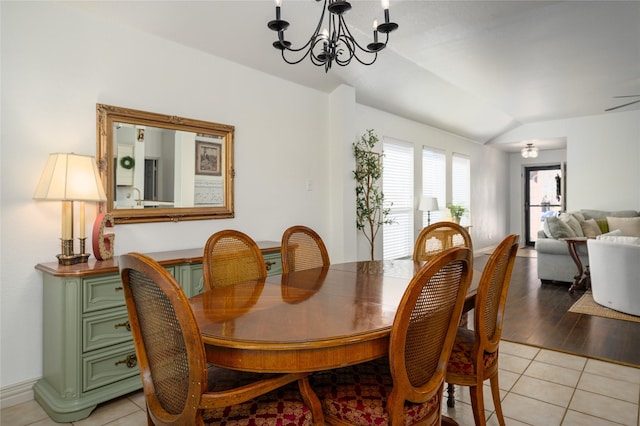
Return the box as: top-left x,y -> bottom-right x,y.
525,165 -> 562,246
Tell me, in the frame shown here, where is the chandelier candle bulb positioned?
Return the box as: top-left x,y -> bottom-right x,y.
373,20 -> 379,42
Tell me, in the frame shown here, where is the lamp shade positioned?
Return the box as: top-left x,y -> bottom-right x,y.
419,196 -> 439,212
34,153 -> 107,201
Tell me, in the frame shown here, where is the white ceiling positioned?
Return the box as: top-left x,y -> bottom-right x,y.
62,0 -> 640,152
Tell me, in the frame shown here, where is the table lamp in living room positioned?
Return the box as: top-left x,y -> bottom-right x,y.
33,153 -> 107,265
419,196 -> 439,226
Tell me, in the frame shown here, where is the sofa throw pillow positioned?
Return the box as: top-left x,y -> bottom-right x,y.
607,216 -> 640,237
580,219 -> 601,238
544,216 -> 576,239
560,213 -> 584,237
595,218 -> 609,233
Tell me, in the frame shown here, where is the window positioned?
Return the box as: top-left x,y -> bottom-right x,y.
422,147 -> 446,225
452,153 -> 471,225
383,139 -> 413,259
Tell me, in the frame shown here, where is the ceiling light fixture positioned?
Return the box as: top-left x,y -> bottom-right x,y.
521,143 -> 539,159
268,0 -> 398,73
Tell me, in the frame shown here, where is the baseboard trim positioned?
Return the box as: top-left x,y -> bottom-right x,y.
1,378 -> 37,409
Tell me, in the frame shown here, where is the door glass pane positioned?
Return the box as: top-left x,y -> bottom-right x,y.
529,169 -> 562,243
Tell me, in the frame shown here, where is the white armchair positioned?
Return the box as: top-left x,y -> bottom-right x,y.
587,236 -> 640,316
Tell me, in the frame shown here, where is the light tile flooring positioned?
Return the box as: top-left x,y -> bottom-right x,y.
2,342 -> 639,425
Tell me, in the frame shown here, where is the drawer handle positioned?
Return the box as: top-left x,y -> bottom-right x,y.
114,320 -> 131,332
265,261 -> 276,271
115,354 -> 137,369
114,286 -> 123,292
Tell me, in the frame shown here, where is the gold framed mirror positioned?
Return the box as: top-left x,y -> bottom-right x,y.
96,104 -> 234,224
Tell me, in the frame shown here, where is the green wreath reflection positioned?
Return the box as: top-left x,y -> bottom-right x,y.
120,156 -> 135,170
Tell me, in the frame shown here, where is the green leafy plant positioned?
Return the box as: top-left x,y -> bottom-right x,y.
447,203 -> 468,222
353,129 -> 394,260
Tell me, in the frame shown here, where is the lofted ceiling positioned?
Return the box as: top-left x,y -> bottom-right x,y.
62,0 -> 640,152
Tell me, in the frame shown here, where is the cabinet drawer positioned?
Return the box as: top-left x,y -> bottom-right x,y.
82,343 -> 139,392
83,267 -> 175,314
83,274 -> 125,314
263,252 -> 282,276
83,308 -> 132,353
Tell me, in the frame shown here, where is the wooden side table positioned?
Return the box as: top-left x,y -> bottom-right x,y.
562,237 -> 592,294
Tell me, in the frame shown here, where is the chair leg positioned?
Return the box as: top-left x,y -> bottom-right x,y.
446,382 -> 455,407
489,375 -> 505,426
297,376 -> 324,425
146,407 -> 154,426
469,384 -> 486,426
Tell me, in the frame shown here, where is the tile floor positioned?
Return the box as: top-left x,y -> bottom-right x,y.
2,341 -> 639,425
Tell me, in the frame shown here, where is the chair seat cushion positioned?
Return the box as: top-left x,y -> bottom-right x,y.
202,368 -> 313,425
310,357 -> 439,426
447,328 -> 498,376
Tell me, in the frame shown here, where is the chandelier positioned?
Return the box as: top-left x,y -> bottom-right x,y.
521,143 -> 539,159
268,0 -> 398,72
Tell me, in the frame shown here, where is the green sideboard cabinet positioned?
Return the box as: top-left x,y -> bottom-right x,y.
33,242 -> 281,422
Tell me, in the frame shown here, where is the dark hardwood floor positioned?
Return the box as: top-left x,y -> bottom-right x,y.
474,248 -> 640,367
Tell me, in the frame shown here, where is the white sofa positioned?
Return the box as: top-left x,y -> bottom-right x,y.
587,235 -> 640,316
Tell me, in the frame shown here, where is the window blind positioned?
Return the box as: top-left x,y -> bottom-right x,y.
422,147 -> 446,225
383,139 -> 413,259
452,153 -> 471,225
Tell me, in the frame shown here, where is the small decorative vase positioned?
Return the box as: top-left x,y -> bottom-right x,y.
452,216 -> 461,224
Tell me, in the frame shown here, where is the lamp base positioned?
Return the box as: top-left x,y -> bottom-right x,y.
57,238 -> 90,265
56,253 -> 85,266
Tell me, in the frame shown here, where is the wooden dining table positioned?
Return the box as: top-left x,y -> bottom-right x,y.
189,259 -> 478,374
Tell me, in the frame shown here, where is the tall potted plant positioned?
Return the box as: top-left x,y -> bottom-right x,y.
353,129 -> 394,260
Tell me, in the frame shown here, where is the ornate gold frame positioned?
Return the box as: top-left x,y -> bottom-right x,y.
96,104 -> 234,224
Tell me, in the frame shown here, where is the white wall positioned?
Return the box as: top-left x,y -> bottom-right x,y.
0,1 -> 510,402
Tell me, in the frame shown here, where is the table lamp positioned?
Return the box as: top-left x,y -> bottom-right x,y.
33,153 -> 107,265
419,196 -> 439,226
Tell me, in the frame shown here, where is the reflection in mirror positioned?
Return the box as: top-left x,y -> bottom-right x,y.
96,104 -> 234,224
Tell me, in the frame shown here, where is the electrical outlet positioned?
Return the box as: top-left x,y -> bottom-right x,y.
305,179 -> 313,191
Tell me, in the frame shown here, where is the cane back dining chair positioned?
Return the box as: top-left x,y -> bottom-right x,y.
413,222 -> 473,263
119,252 -> 319,426
281,225 -> 330,274
202,229 -> 267,291
311,247 -> 473,426
445,234 -> 520,426
415,222 -> 473,330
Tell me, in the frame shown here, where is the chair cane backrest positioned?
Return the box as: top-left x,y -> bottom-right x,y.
387,247 -> 473,425
281,225 -> 330,274
120,253 -> 208,425
413,222 -> 473,262
474,234 -> 520,354
203,230 -> 267,291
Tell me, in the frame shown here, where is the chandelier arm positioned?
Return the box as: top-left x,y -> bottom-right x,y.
340,16 -> 390,53
350,50 -> 380,66
281,47 -> 314,65
277,0 -> 329,63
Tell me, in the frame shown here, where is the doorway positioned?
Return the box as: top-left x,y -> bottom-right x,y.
525,165 -> 563,246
